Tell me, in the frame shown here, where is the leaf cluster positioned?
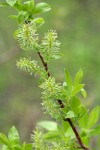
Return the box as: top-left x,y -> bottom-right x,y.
0,126 -> 32,150
0,0 -> 51,24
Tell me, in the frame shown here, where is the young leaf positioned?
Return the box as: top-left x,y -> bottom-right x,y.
57,125 -> 65,138
32,18 -> 45,28
0,133 -> 8,145
37,121 -> 57,131
87,106 -> 100,128
89,124 -> 100,136
30,0 -> 35,12
79,112 -> 89,129
24,0 -> 35,12
22,143 -> 33,150
9,15 -> 18,20
81,136 -> 89,147
78,106 -> 89,128
18,11 -> 29,23
0,2 -> 10,7
65,110 -> 76,118
33,2 -> 51,15
64,126 -> 75,138
78,105 -> 88,119
8,126 -> 19,144
30,0 -> 34,7
74,69 -> 83,86
71,96 -> 81,115
44,131 -> 59,139
14,2 -> 26,11
72,84 -> 84,96
6,0 -> 17,7
62,120 -> 70,132
81,88 -> 87,98
65,69 -> 72,90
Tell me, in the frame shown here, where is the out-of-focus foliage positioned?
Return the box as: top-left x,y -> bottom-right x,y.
0,0 -> 100,148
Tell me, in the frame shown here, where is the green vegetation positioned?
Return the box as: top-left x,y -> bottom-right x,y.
0,0 -> 100,150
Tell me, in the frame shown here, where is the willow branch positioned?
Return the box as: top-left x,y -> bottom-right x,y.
37,52 -> 91,150
38,52 -> 51,77
65,118 -> 90,150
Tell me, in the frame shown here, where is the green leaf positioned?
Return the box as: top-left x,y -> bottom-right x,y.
6,0 -> 17,7
33,18 -> 44,24
30,0 -> 35,12
65,110 -> 76,118
79,112 -> 89,129
0,133 -> 8,145
81,136 -> 89,146
71,96 -> 81,115
30,0 -> 34,7
32,17 -> 45,28
87,106 -> 100,128
65,69 -> 72,90
44,131 -> 59,139
72,84 -> 84,96
14,2 -> 26,11
65,126 -> 75,138
8,126 -> 19,144
37,121 -> 57,131
62,121 -> 70,132
33,2 -> 51,15
0,2 -> 10,7
22,143 -> 33,150
18,11 -> 29,23
57,125 -> 64,138
81,88 -> 87,98
74,69 -> 83,86
9,15 -> 18,20
80,128 -> 88,137
78,105 -> 88,119
24,0 -> 35,12
89,124 -> 100,136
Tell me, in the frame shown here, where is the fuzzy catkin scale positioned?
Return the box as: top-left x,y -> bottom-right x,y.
16,22 -> 38,50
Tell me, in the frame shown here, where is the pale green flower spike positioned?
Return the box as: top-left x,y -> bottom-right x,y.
16,58 -> 47,78
15,22 -> 38,50
40,77 -> 62,119
40,30 -> 62,62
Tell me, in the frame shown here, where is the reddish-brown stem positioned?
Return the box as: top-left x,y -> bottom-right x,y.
38,52 -> 51,77
37,52 -> 91,150
58,99 -> 65,108
65,118 -> 90,150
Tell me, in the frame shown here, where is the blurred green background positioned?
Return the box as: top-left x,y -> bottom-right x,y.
0,0 -> 100,148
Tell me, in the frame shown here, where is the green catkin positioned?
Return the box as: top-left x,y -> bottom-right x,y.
40,30 -> 62,62
16,22 -> 38,50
